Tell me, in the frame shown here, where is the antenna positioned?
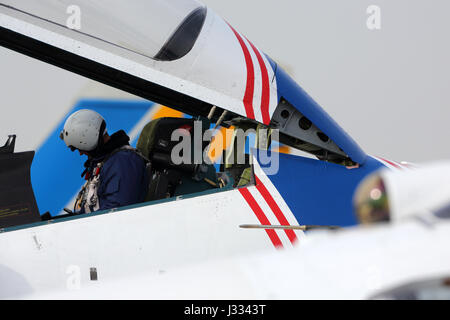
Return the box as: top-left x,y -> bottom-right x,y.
239,224 -> 341,231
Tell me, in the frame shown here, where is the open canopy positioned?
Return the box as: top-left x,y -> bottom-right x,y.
1,0 -> 205,60
0,0 -> 366,164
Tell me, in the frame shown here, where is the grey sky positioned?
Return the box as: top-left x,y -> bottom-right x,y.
1,0 -> 449,163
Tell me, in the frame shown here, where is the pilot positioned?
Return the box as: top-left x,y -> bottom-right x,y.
60,109 -> 150,214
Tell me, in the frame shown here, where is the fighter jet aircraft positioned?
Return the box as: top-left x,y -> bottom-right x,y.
0,0 -> 426,298
5,161 -> 450,300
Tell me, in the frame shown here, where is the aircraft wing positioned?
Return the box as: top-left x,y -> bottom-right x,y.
11,215 -> 450,300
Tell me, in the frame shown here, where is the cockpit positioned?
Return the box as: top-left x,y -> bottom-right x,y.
0,0 -> 367,230
0,108 -> 270,229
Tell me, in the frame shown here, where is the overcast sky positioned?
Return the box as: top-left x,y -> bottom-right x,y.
1,0 -> 449,163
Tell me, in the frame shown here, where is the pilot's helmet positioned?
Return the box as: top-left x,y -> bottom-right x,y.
354,173 -> 391,224
60,109 -> 106,152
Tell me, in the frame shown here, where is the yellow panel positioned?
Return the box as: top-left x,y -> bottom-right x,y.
274,145 -> 291,154
152,105 -> 184,119
208,126 -> 235,162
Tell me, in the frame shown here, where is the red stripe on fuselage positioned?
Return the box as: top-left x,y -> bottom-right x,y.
379,157 -> 402,170
239,188 -> 283,249
247,40 -> 271,125
255,176 -> 298,245
228,25 -> 255,120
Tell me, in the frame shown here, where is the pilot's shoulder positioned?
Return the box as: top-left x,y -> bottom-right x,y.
103,148 -> 145,169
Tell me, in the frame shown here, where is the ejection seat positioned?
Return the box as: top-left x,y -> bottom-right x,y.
136,117 -> 220,202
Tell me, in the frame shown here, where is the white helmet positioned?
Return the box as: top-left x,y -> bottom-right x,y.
60,109 -> 106,152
